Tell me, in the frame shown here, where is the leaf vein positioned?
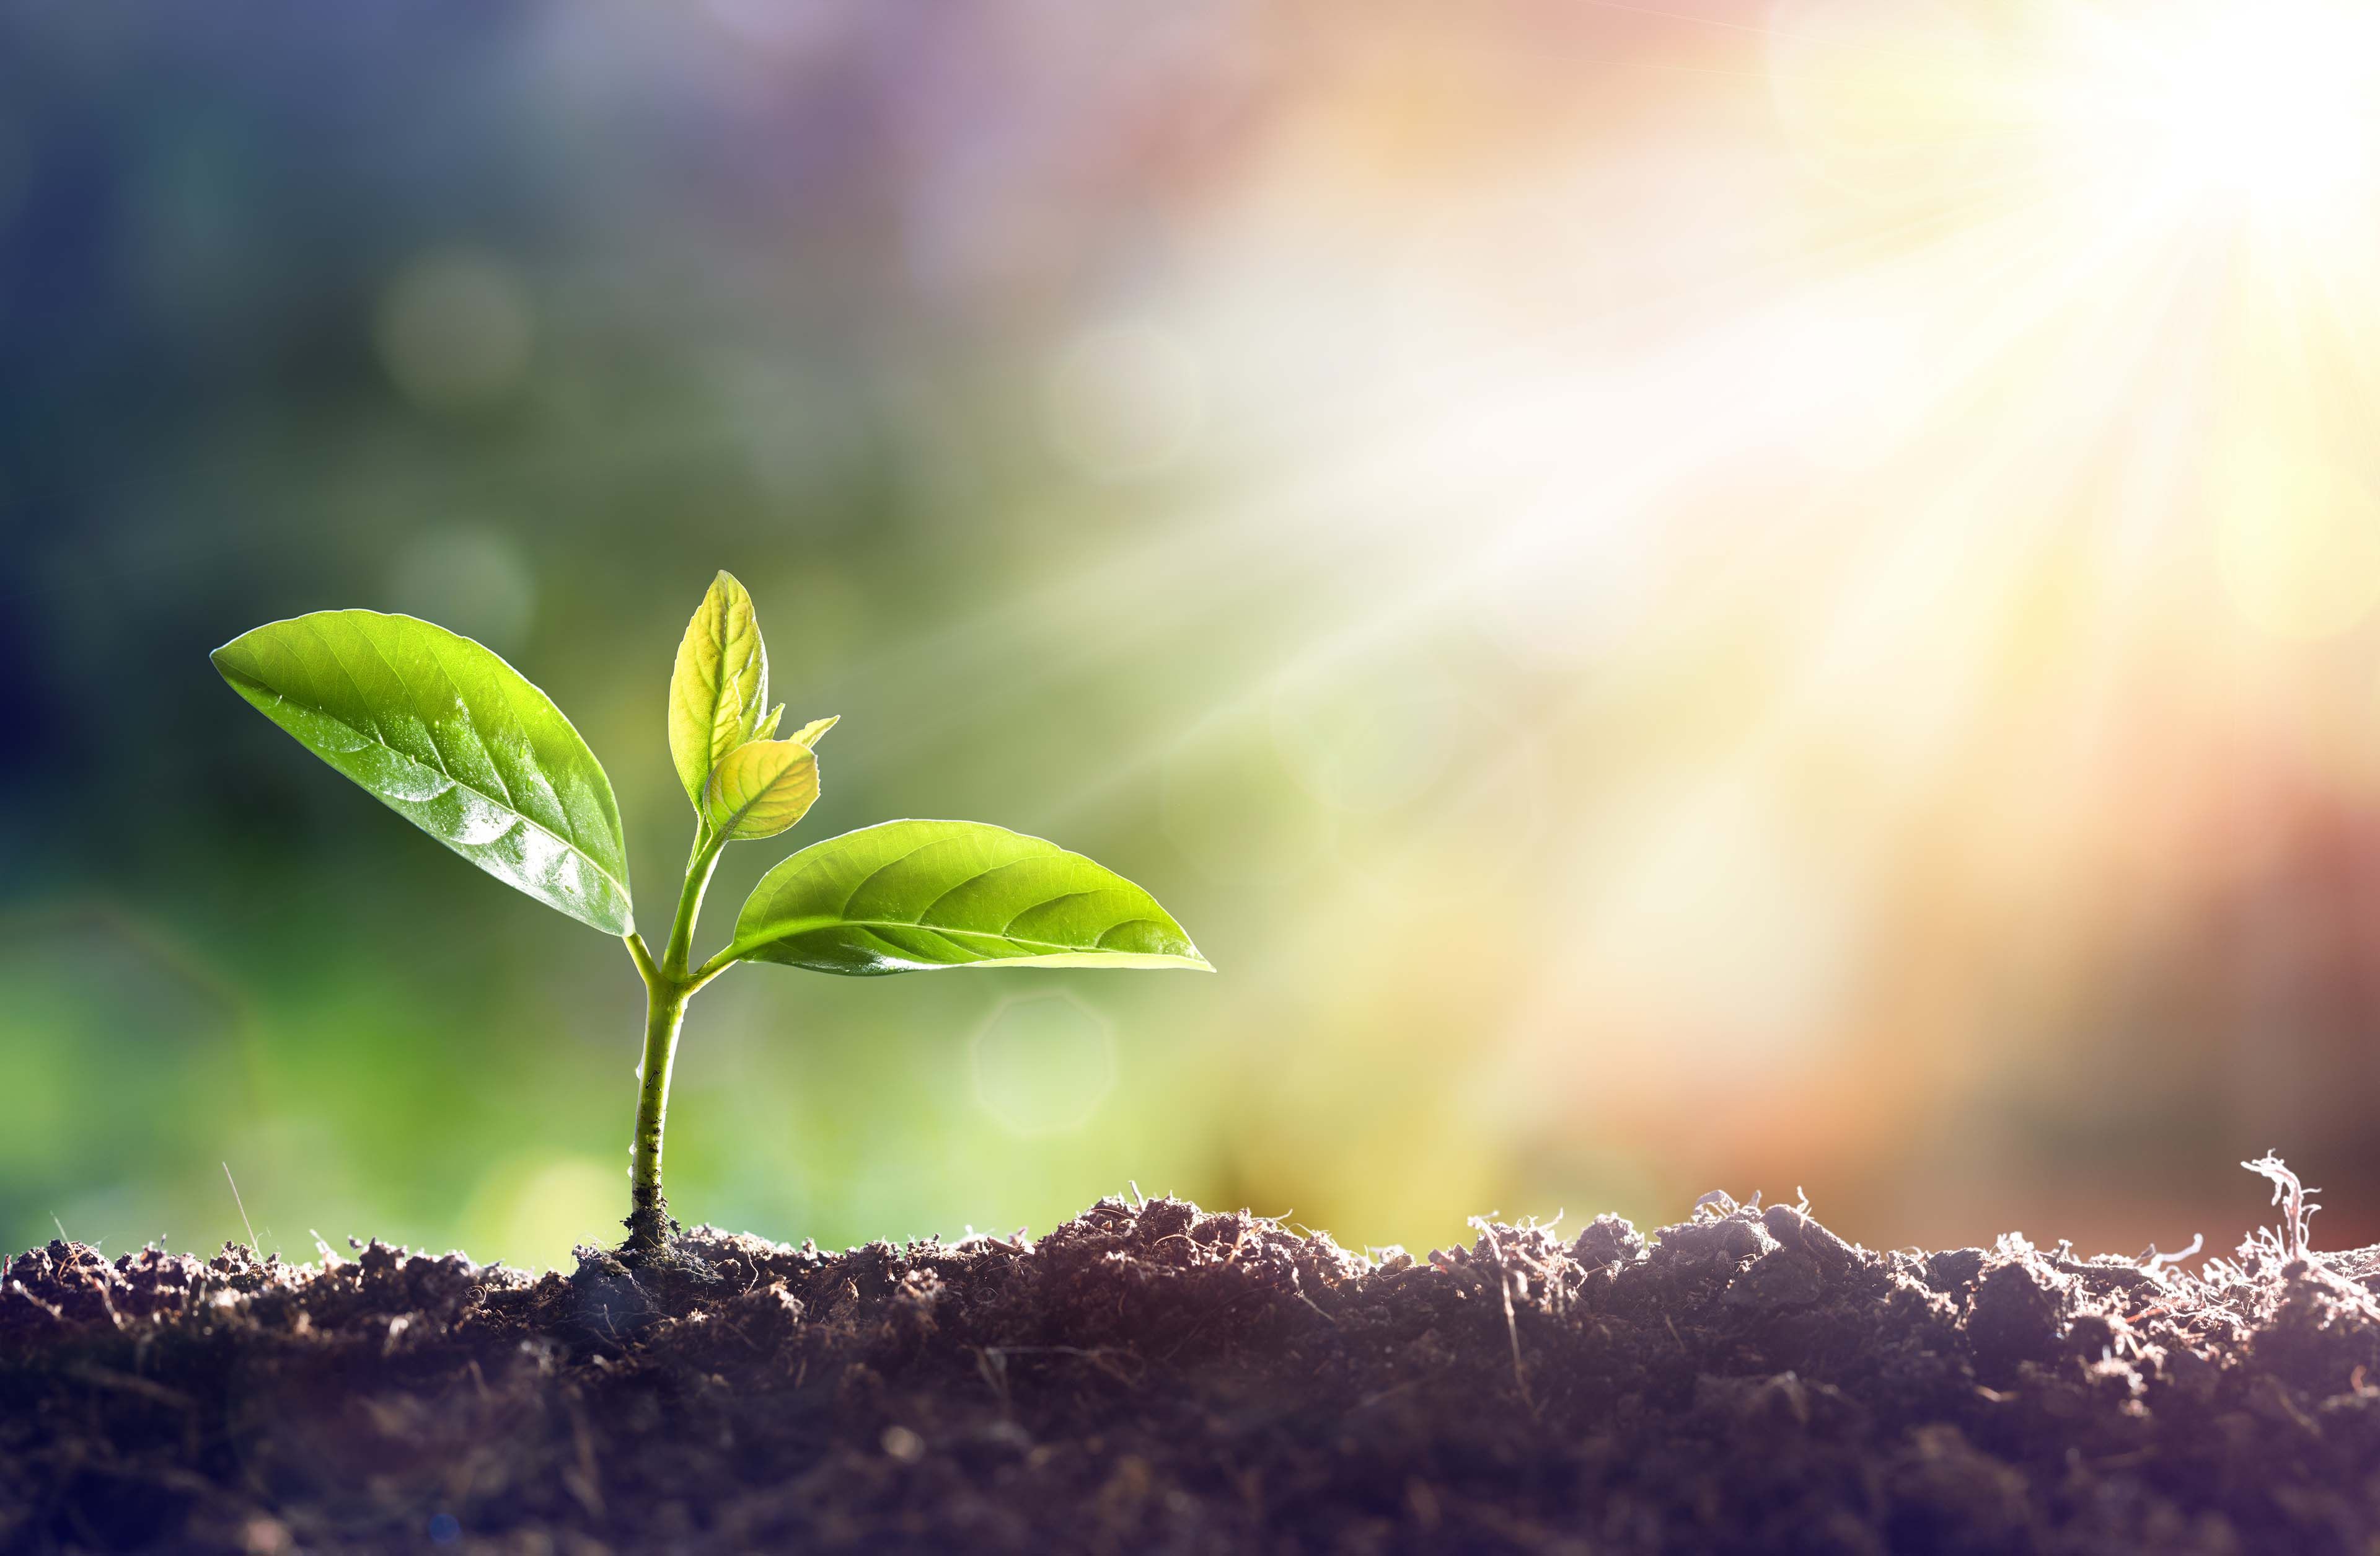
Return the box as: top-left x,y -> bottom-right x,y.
283,617 -> 625,904
995,889 -> 1098,936
915,859 -> 1040,926
835,837 -> 948,919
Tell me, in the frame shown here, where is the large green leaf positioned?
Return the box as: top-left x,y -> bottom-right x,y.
728,820 -> 1210,975
212,609 -> 634,934
702,738 -> 820,842
668,570 -> 768,812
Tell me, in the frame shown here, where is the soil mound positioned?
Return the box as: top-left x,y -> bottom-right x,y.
6,1185 -> 2380,1554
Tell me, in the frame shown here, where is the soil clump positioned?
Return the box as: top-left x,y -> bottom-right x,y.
6,1185 -> 2379,1554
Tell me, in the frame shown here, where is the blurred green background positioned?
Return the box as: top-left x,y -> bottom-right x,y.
9,1 -> 2380,1270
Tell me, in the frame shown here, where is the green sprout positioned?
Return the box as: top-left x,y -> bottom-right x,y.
212,571 -> 1209,1253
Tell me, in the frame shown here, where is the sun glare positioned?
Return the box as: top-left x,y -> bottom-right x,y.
2128,4 -> 2380,218
758,0 -> 2380,1237
1082,0 -> 2380,1111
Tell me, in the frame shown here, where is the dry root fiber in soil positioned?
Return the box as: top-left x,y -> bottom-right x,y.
6,1162 -> 2379,1554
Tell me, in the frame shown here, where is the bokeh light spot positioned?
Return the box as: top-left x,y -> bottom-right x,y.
375,249 -> 534,412
969,992 -> 1116,1138
385,526 -> 538,655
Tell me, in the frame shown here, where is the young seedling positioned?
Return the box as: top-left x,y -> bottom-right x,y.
213,572 -> 1209,1253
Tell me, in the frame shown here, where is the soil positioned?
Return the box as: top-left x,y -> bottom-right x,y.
6,1187 -> 2380,1555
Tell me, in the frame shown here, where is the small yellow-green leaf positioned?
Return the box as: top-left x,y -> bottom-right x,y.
212,610 -> 633,934
727,819 -> 1209,975
702,739 -> 820,841
668,571 -> 768,811
752,706 -> 839,747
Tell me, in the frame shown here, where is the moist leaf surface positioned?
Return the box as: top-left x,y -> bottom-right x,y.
731,819 -> 1209,975
212,609 -> 633,934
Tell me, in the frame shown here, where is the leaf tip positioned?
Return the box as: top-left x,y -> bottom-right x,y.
209,630 -> 265,691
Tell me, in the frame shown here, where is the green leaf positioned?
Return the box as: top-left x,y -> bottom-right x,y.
728,819 -> 1210,976
702,739 -> 821,841
212,609 -> 633,934
751,710 -> 837,748
668,571 -> 768,811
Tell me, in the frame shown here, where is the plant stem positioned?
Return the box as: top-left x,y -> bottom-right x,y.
624,929 -> 660,987
662,831 -> 728,981
624,976 -> 689,1251
623,829 -> 730,1252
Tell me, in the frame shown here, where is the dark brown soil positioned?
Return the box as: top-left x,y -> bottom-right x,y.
6,1185 -> 2380,1555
